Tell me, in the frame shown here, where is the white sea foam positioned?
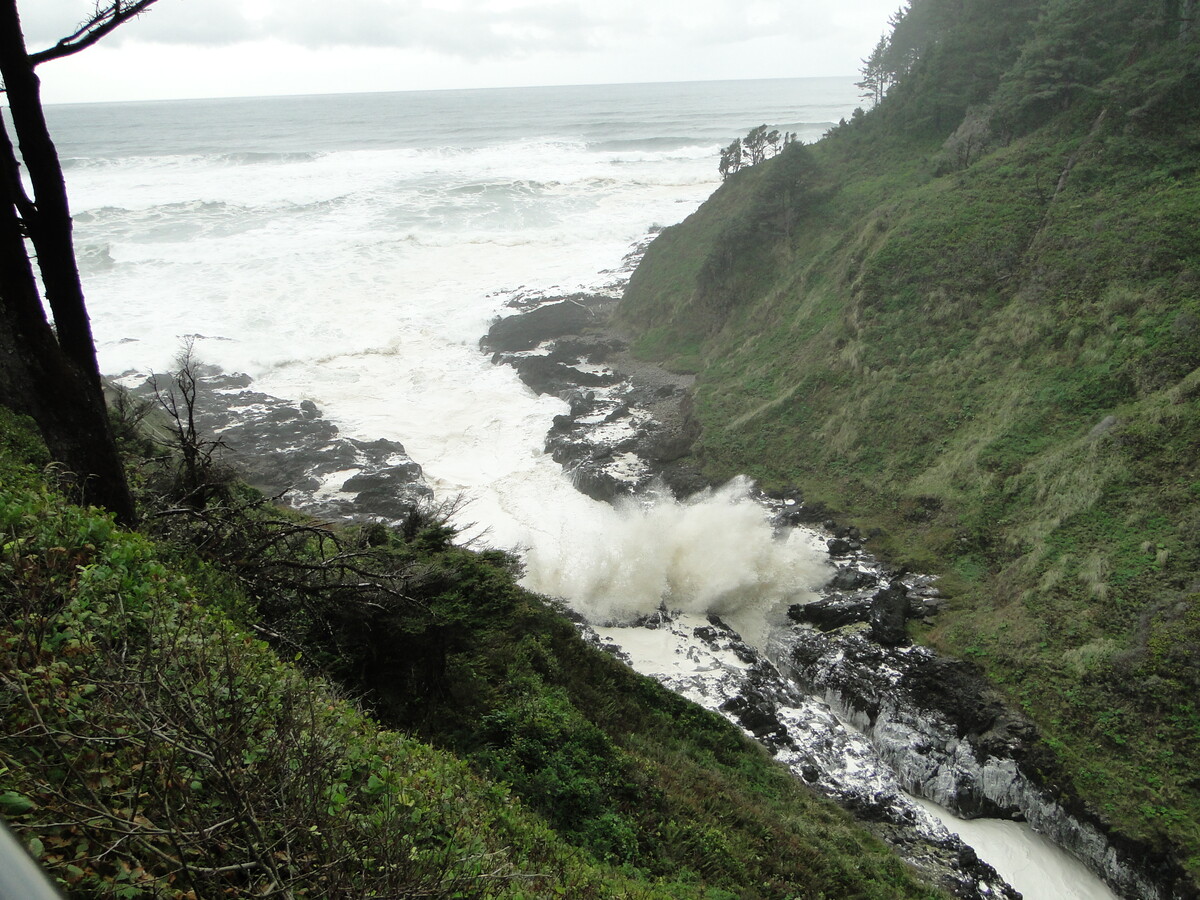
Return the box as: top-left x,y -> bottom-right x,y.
51,82 -> 843,641
520,477 -> 831,645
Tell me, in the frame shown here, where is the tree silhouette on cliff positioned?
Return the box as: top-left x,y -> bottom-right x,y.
0,0 -> 163,525
719,126 -> 794,180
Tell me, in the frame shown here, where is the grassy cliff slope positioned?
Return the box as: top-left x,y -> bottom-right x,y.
620,0 -> 1200,886
0,406 -> 942,899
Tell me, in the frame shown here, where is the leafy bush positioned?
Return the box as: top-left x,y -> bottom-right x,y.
0,481 -> 599,897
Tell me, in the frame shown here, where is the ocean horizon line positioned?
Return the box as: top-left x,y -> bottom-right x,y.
44,73 -> 858,110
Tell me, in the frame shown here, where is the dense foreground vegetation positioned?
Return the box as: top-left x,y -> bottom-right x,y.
620,0 -> 1200,888
0,405 -> 942,898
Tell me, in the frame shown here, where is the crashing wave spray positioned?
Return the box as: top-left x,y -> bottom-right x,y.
519,477 -> 831,646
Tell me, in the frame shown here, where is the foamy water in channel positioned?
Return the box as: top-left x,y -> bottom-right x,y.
42,80 -> 1116,899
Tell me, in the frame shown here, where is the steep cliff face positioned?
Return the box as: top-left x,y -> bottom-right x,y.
618,0 -> 1200,888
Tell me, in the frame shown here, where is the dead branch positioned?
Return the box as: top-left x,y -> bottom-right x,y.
28,1 -> 163,67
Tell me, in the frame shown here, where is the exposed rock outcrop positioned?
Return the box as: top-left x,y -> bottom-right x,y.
587,611 -> 1020,900
781,623 -> 1182,899
482,295 -> 601,351
132,367 -> 430,522
484,294 -> 706,501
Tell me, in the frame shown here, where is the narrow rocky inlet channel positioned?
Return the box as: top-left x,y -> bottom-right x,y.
171,287 -> 1129,899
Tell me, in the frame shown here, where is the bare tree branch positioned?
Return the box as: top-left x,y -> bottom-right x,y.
28,1 -> 163,67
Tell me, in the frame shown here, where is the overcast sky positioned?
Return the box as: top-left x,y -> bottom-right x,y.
18,0 -> 899,105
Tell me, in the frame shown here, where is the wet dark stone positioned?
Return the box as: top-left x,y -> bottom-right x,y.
827,537 -> 854,556
511,355 -> 619,396
830,566 -> 878,591
132,366 -> 431,523
720,693 -> 793,749
482,299 -> 596,351
869,583 -> 910,647
342,464 -> 424,493
791,596 -> 875,630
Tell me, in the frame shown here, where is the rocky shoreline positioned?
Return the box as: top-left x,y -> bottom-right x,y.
479,295 -> 1019,896
481,295 -> 1188,899
778,527 -> 1180,899
585,605 -> 1020,900
128,366 -> 431,523
482,293 -> 709,502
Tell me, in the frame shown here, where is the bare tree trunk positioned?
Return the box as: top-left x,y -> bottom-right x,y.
0,0 -> 102,385
0,1 -> 136,525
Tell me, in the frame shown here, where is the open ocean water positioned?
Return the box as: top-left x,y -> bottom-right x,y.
49,78 -> 856,391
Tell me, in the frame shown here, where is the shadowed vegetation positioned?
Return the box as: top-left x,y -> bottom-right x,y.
0,404 -> 943,899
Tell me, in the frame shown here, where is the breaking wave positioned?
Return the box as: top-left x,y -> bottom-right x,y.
520,477 -> 831,642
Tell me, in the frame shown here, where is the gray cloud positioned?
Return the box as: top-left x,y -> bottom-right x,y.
16,1 -> 109,45
17,0 -> 251,48
258,1 -> 596,57
18,0 -> 849,59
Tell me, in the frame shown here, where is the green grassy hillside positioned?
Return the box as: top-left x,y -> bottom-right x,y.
620,0 -> 1200,886
0,406 -> 942,899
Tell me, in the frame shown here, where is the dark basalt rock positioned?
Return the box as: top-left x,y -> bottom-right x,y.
782,623 -> 1181,898
791,579 -> 911,644
869,582 -> 910,647
773,506 -> 810,527
595,611 -> 1021,900
656,460 -> 710,498
565,390 -> 596,416
486,291 -> 706,503
134,367 -> 431,523
901,657 -> 1022,747
701,616 -> 758,665
826,537 -> 856,556
552,335 -> 627,362
482,298 -> 598,351
789,594 -> 876,630
508,355 -> 620,396
768,496 -> 834,528
567,464 -> 629,503
720,690 -> 794,751
636,419 -> 700,463
830,565 -> 878,591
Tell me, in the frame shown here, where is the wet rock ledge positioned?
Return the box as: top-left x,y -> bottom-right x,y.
482,294 -> 709,501
774,522 -> 1189,900
585,605 -> 1021,900
130,367 -> 430,523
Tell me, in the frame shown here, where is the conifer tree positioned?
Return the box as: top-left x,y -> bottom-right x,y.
857,33 -> 894,106
718,138 -> 743,180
